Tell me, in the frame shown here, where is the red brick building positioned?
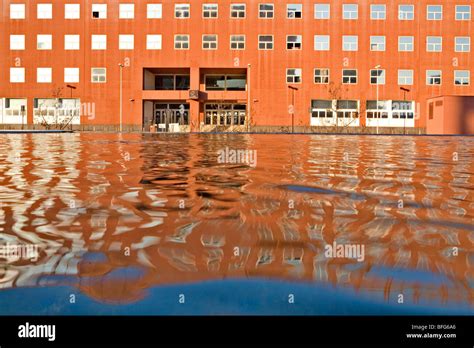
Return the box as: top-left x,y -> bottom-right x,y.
0,0 -> 473,133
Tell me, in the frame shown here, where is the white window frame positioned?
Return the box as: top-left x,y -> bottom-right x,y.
314,4 -> 330,19
370,36 -> 386,51
65,4 -> 80,19
202,35 -> 218,50
146,34 -> 162,50
455,5 -> 471,20
343,4 -> 358,19
10,4 -> 26,19
427,5 -> 443,20
370,69 -> 386,85
314,68 -> 330,84
230,35 -> 245,50
287,4 -> 302,19
314,35 -> 330,51
37,3 -> 53,19
119,34 -> 134,50
426,70 -> 442,85
147,4 -> 162,19
455,37 -> 470,52
92,4 -> 107,19
174,35 -> 190,50
230,3 -> 246,18
342,35 -> 358,51
371,4 -> 386,20
398,4 -> 414,20
10,35 -> 25,50
119,4 -> 134,19
398,69 -> 414,85
426,36 -> 442,52
37,34 -> 52,50
203,3 -> 218,18
37,67 -> 52,83
175,4 -> 190,18
10,67 -> 25,83
91,68 -> 106,83
64,68 -> 80,83
287,35 -> 302,50
259,3 -> 274,18
91,35 -> 107,50
454,70 -> 470,85
286,68 -> 302,84
342,69 -> 357,84
64,34 -> 80,50
258,35 -> 274,50
398,36 -> 414,52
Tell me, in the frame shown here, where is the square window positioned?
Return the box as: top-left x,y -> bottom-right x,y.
119,4 -> 134,19
343,4 -> 358,19
427,36 -> 442,52
315,4 -> 330,19
10,4 -> 26,19
455,37 -> 470,52
10,67 -> 25,83
91,68 -> 106,83
456,5 -> 471,20
202,35 -> 218,49
427,5 -> 443,20
370,69 -> 386,84
398,69 -> 413,85
314,68 -> 329,84
146,35 -> 162,50
175,4 -> 190,18
10,35 -> 25,50
64,35 -> 80,50
65,4 -> 80,19
230,4 -> 246,18
370,36 -> 386,51
259,3 -> 274,18
399,36 -> 414,51
399,5 -> 414,20
342,69 -> 357,84
64,68 -> 79,83
37,34 -> 52,50
287,35 -> 302,50
37,4 -> 52,19
426,70 -> 442,85
258,35 -> 273,50
230,35 -> 245,50
119,34 -> 134,50
287,68 -> 302,83
92,4 -> 107,19
203,4 -> 218,18
314,35 -> 330,50
37,67 -> 52,83
454,70 -> 470,85
91,35 -> 107,50
343,35 -> 358,51
175,35 -> 190,49
371,4 -> 386,20
147,4 -> 162,19
287,4 -> 302,18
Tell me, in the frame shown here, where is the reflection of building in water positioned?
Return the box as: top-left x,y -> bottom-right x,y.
0,134 -> 473,306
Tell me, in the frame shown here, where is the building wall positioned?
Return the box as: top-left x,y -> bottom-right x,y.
0,0 -> 473,130
427,96 -> 474,134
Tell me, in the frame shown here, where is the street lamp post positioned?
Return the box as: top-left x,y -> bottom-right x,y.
118,63 -> 124,133
400,87 -> 410,135
247,64 -> 251,132
288,85 -> 298,133
374,65 -> 382,135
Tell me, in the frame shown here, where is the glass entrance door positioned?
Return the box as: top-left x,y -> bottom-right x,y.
153,103 -> 189,127
204,103 -> 246,126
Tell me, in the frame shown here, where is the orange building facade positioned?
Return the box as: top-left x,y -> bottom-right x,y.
0,0 -> 473,132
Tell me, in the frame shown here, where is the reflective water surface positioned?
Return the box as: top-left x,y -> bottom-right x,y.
0,133 -> 473,315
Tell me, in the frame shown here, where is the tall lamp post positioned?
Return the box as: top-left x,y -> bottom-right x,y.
288,85 -> 298,133
400,87 -> 410,135
118,63 -> 124,132
374,65 -> 382,135
247,64 -> 251,132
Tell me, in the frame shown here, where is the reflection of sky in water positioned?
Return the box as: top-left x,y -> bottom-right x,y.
0,133 -> 473,315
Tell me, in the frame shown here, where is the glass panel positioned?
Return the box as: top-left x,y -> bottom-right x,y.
155,75 -> 174,90
205,76 -> 226,90
226,75 -> 246,91
175,75 -> 190,90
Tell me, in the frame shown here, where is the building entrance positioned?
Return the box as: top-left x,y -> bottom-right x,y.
153,103 -> 190,127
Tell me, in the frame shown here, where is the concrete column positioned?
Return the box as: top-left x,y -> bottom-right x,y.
27,97 -> 34,126
190,67 -> 200,131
